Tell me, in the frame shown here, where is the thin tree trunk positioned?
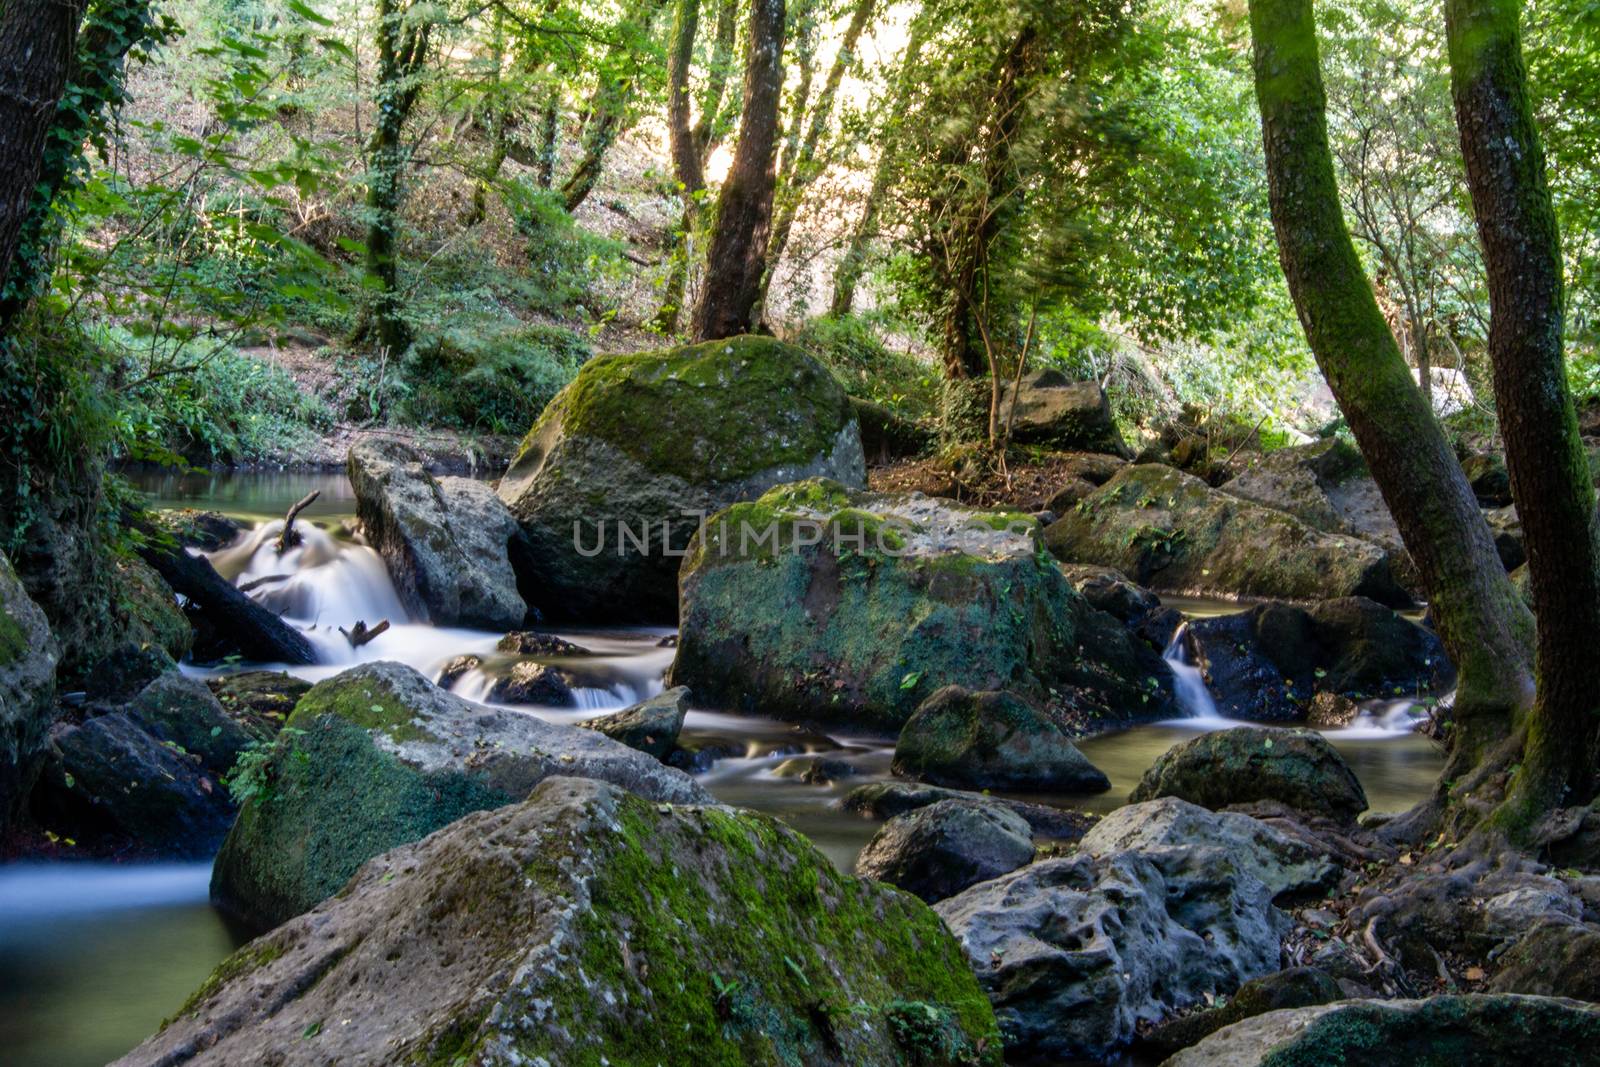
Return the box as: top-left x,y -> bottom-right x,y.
462,8 -> 506,228
1446,0 -> 1600,825
691,0 -> 786,341
1248,0 -> 1534,773
693,0 -> 740,158
559,0 -> 668,214
535,87 -> 560,189
655,0 -> 704,335
0,0 -> 90,313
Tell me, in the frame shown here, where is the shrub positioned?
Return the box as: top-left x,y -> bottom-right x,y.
400,322 -> 591,435
791,314 -> 940,421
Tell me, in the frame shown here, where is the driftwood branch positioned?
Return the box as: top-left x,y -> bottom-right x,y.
275,490 -> 321,554
238,573 -> 291,594
338,619 -> 391,648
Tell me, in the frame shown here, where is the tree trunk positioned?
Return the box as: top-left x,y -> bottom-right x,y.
462,8 -> 507,228
559,0 -> 668,214
1446,0 -> 1600,824
0,0 -> 90,313
692,0 -> 740,158
691,0 -> 786,341
535,87 -> 560,189
829,13 -> 929,317
1248,0 -> 1534,773
655,0 -> 704,335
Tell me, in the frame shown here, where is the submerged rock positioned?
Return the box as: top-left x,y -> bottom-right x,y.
497,336 -> 866,622
671,480 -> 1174,732
496,630 -> 591,656
348,439 -> 529,629
892,687 -> 1110,793
1131,726 -> 1369,821
1043,464 -> 1411,606
936,842 -> 1288,1061
856,799 -> 1034,903
123,777 -> 1002,1067
840,781 -> 1098,842
1163,994 -> 1600,1066
0,550 -> 59,830
580,685 -> 688,760
211,661 -> 710,930
1185,597 -> 1452,722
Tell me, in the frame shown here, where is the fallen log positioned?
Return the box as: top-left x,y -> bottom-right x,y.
137,538 -> 316,665
274,490 -> 321,554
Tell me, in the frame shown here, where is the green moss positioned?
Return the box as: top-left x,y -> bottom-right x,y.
513,336 -> 853,486
287,675 -> 439,745
166,939 -> 286,1026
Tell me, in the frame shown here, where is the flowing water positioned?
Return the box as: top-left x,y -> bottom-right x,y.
0,471 -> 1447,1066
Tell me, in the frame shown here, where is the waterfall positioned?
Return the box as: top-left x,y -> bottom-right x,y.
1162,622 -> 1223,721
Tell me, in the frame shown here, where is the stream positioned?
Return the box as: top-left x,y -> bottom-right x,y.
0,471 -> 1446,1067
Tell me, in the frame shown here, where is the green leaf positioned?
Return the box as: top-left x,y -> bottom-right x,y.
287,0 -> 336,26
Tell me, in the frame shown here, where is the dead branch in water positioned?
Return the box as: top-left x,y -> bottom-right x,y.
274,490 -> 321,554
339,619 -> 391,648
238,573 -> 291,594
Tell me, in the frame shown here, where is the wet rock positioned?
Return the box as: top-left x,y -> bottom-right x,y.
32,712 -> 234,857
484,660 -> 576,706
839,781 -> 1098,842
434,653 -> 481,690
1140,966 -> 1342,1057
127,672 -> 255,774
111,556 -> 193,664
892,687 -> 1110,793
150,508 -> 241,551
855,799 -> 1034,903
1490,922 -> 1600,1001
1131,726 -> 1368,821
772,755 -> 857,784
671,480 -> 1175,731
206,670 -> 311,734
123,777 -> 1002,1067
211,662 -> 710,930
1185,597 -> 1451,722
936,843 -> 1288,1061
1043,464 -> 1411,606
498,336 -> 866,622
347,439 -> 529,630
1058,562 -> 1161,624
1461,449 -> 1513,506
1080,797 -> 1339,899
0,550 -> 59,829
1162,994 -> 1600,1066
496,630 -> 591,656
580,686 -> 687,760
1306,691 -> 1361,728
1484,504 -> 1526,570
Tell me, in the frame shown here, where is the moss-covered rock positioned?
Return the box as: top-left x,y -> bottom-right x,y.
940,371 -> 1128,456
111,556 -> 193,663
1162,994 -> 1600,1066
149,508 -> 241,551
669,480 -> 1175,733
1488,922 -> 1600,1001
123,777 -> 1002,1067
206,670 -> 310,735
0,549 -> 59,831
127,672 -> 255,775
840,780 -> 1099,842
1043,464 -> 1411,606
497,336 -> 866,621
1130,726 -> 1368,821
210,661 -> 712,931
892,686 -> 1111,793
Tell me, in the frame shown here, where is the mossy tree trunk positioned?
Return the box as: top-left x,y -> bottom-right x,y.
655,0 -> 706,334
1247,0 -> 1535,781
1446,0 -> 1600,825
559,0 -> 669,214
691,0 -> 786,341
462,7 -> 507,228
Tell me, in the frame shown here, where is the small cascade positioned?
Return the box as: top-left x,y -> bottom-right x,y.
212,521 -> 409,631
1161,622 -> 1224,722
1343,695 -> 1432,739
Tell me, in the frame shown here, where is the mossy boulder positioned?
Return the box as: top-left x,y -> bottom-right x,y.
211,661 -> 711,931
127,672 -> 255,774
669,480 -> 1175,732
149,508 -> 241,551
1130,726 -> 1368,821
840,780 -> 1099,842
497,335 -> 867,621
892,686 -> 1111,793
0,549 -> 59,830
1162,994 -> 1600,1066
111,556 -> 193,663
1043,464 -> 1411,606
1489,922 -> 1600,1001
206,670 -> 311,735
1141,966 -> 1342,1058
348,439 -> 530,629
941,371 -> 1128,456
123,777 -> 1002,1067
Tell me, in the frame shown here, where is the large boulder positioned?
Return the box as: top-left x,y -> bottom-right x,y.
1080,797 -> 1340,898
121,777 -> 1002,1067
347,439 -> 528,629
1163,995 -> 1600,1066
670,480 -> 1174,732
497,336 -> 867,621
1489,922 -> 1600,1001
943,371 -> 1128,456
111,555 -> 193,663
0,550 -> 59,829
211,661 -> 711,931
892,686 -> 1110,793
1184,597 -> 1452,722
1043,464 -> 1411,606
1130,727 -> 1369,821
855,798 -> 1035,903
936,844 -> 1288,1061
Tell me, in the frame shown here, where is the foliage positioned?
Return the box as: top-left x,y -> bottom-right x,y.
400,321 -> 591,433
791,314 -> 940,421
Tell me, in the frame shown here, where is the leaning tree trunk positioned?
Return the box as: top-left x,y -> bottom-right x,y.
1446,0 -> 1600,828
559,0 -> 668,214
691,0 -> 786,341
1248,0 -> 1534,781
0,0 -> 90,313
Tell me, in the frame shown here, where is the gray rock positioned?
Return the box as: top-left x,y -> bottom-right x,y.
772,755 -> 857,784
855,799 -> 1034,903
893,687 -> 1110,793
840,780 -> 1098,842
348,439 -> 528,629
936,844 -> 1288,1061
497,336 -> 866,622
211,662 -> 711,930
121,777 -> 1002,1067
580,686 -> 688,760
1484,504 -> 1526,570
483,659 -> 577,706
1081,797 -> 1339,899
1489,922 -> 1600,1001
496,630 -> 591,656
127,672 -> 255,776
1141,966 -> 1342,1057
1478,883 -> 1583,943
1162,994 -> 1600,1066
1000,370 -> 1130,456
1131,726 -> 1369,821
0,550 -> 59,829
